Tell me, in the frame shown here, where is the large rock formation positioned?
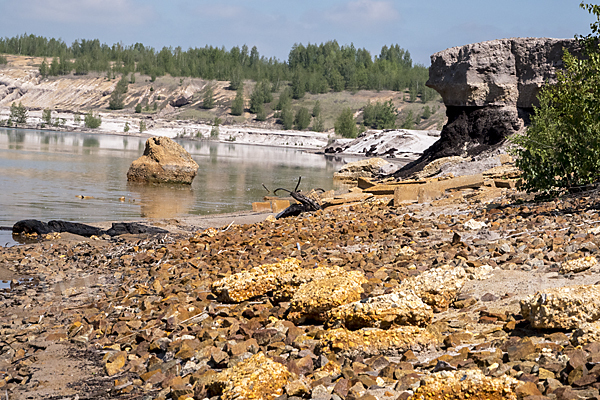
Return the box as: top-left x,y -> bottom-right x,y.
126,136 -> 199,184
396,37 -> 580,177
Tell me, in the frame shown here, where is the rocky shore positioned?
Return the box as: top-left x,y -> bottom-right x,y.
3,178 -> 600,400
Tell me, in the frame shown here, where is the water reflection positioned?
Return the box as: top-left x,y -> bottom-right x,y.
0,128 -> 355,227
128,183 -> 195,219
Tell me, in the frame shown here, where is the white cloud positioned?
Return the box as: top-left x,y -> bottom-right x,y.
14,0 -> 154,26
326,0 -> 401,26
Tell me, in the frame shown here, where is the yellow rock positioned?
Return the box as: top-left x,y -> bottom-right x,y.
105,351 -> 127,376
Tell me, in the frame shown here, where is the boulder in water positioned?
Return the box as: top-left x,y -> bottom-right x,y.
126,136 -> 199,184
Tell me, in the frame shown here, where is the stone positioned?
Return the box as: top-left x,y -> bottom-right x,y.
516,381 -> 543,398
559,256 -> 597,274
288,271 -> 367,323
395,264 -> 492,311
333,158 -> 395,182
211,352 -> 290,400
325,290 -> 433,329
394,38 -> 581,179
285,379 -> 311,397
126,136 -> 199,184
105,351 -> 127,376
521,285 -> 600,329
572,321 -> 600,346
252,202 -> 273,213
318,327 -> 440,358
413,369 -> 520,400
170,95 -> 191,107
212,259 -> 349,303
507,338 -> 536,362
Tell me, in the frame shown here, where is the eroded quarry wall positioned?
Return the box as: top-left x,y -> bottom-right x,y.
396,37 -> 580,178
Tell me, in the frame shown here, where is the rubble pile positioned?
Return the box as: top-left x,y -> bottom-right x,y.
4,178 -> 600,399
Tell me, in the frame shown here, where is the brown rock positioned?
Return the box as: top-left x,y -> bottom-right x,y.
333,378 -> 350,397
507,337 -> 536,362
296,355 -> 314,376
285,379 -> 311,397
126,136 -> 199,184
105,351 -> 127,376
516,381 -> 543,398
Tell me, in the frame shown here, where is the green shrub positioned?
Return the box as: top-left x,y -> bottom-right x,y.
362,100 -> 397,129
10,102 -> 28,124
294,107 -> 311,130
84,111 -> 101,128
512,3 -> 600,193
42,109 -> 52,124
335,108 -> 358,138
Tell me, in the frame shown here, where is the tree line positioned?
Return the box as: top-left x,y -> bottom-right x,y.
0,34 -> 435,98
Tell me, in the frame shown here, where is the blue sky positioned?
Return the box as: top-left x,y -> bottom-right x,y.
0,0 -> 594,65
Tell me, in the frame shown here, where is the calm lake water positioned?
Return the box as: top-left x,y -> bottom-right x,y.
0,128 -> 351,232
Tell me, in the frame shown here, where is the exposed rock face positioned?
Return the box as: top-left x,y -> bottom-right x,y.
395,37 -> 580,178
126,136 -> 199,184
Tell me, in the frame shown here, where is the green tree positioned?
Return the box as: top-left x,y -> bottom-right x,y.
39,58 -> 48,77
0,55 -> 7,65
124,122 -> 130,132
139,120 -> 147,132
275,87 -> 292,111
512,3 -> 600,193
249,85 -> 264,114
108,90 -> 124,110
312,100 -> 321,118
42,108 -> 52,125
109,76 -> 129,110
362,100 -> 398,129
231,85 -> 244,115
10,102 -> 27,124
335,108 -> 358,138
312,115 -> 325,132
291,69 -> 306,99
135,103 -> 142,113
49,57 -> 59,75
280,105 -> 294,130
400,110 -> 415,129
229,67 -> 243,90
422,105 -> 432,120
294,107 -> 311,130
255,103 -> 267,121
84,111 -> 101,128
203,86 -> 215,109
